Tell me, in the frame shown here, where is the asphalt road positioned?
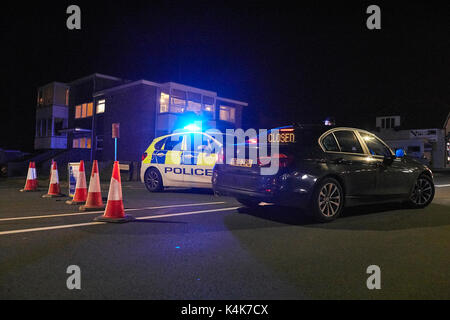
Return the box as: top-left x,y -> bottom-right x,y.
0,174 -> 449,300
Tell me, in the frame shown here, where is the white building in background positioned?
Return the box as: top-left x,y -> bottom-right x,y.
373,113 -> 450,169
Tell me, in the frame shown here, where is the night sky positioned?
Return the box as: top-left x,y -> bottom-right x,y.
1,1 -> 449,152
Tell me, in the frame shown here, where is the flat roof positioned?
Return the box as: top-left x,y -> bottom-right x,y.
93,80 -> 162,97
94,79 -> 248,106
217,96 -> 248,106
69,73 -> 124,85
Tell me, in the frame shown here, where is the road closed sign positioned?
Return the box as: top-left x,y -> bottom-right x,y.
112,123 -> 120,139
68,162 -> 80,197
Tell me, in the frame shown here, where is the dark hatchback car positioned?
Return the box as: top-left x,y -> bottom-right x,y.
212,125 -> 435,222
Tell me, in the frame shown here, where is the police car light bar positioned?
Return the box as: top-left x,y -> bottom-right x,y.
184,124 -> 201,131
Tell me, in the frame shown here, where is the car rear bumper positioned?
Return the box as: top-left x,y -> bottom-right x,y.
213,184 -> 311,208
213,170 -> 314,208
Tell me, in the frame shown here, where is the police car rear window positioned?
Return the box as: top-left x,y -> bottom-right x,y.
154,138 -> 166,150
164,135 -> 184,151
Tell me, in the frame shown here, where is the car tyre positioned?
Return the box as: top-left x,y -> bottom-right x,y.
309,177 -> 344,222
144,168 -> 164,192
406,174 -> 434,208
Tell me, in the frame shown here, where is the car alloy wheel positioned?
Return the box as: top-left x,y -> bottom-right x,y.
318,182 -> 341,217
410,176 -> 433,206
144,168 -> 163,192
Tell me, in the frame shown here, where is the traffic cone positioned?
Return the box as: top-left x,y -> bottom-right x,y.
20,162 -> 38,192
94,161 -> 133,223
66,160 -> 88,205
79,160 -> 105,211
42,161 -> 64,198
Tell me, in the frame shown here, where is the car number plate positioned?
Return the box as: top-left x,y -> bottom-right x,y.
230,158 -> 253,167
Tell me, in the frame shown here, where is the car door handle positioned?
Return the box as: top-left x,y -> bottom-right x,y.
156,152 -> 165,157
184,154 -> 194,158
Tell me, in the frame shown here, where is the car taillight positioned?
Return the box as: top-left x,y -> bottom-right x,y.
142,152 -> 147,161
216,148 -> 224,164
278,153 -> 294,168
258,153 -> 293,168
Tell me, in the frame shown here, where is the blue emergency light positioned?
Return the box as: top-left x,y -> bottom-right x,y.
184,124 -> 202,131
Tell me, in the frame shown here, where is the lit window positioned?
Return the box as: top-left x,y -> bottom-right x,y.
86,138 -> 91,149
187,101 -> 202,114
81,104 -> 87,118
170,97 -> 186,113
65,89 -> 70,106
75,105 -> 82,119
97,100 -> 105,114
219,106 -> 235,123
204,104 -> 215,114
160,93 -> 169,113
87,103 -> 93,117
73,139 -> 79,148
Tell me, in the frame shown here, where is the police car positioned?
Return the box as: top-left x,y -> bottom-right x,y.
141,131 -> 223,192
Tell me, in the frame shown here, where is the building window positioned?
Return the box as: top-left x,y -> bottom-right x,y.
379,117 -> 399,129
81,104 -> 87,118
73,137 -> 91,149
96,99 -> 105,114
203,96 -> 215,114
75,105 -> 82,119
38,90 -> 43,106
160,93 -> 169,113
170,97 -> 186,113
219,106 -> 235,123
65,89 -> 70,106
187,101 -> 202,114
87,102 -> 93,117
54,118 -> 65,136
204,104 -> 214,113
46,118 -> 52,137
96,135 -> 104,150
76,102 -> 94,118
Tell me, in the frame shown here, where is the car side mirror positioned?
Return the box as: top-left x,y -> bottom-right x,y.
395,148 -> 405,158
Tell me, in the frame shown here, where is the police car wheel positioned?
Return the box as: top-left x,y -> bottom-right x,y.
310,177 -> 343,222
144,168 -> 164,192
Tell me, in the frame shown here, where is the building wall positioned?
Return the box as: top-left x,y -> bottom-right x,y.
95,84 -> 158,162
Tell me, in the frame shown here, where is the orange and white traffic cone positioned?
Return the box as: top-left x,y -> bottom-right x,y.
42,161 -> 64,198
66,160 -> 88,205
79,160 -> 105,211
20,162 -> 38,192
94,161 -> 133,223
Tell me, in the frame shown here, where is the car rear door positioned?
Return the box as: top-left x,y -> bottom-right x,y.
182,133 -> 217,185
158,134 -> 185,185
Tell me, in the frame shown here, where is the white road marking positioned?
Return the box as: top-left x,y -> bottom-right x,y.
136,207 -> 240,220
435,184 -> 450,188
0,202 -> 226,222
0,206 -> 238,236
